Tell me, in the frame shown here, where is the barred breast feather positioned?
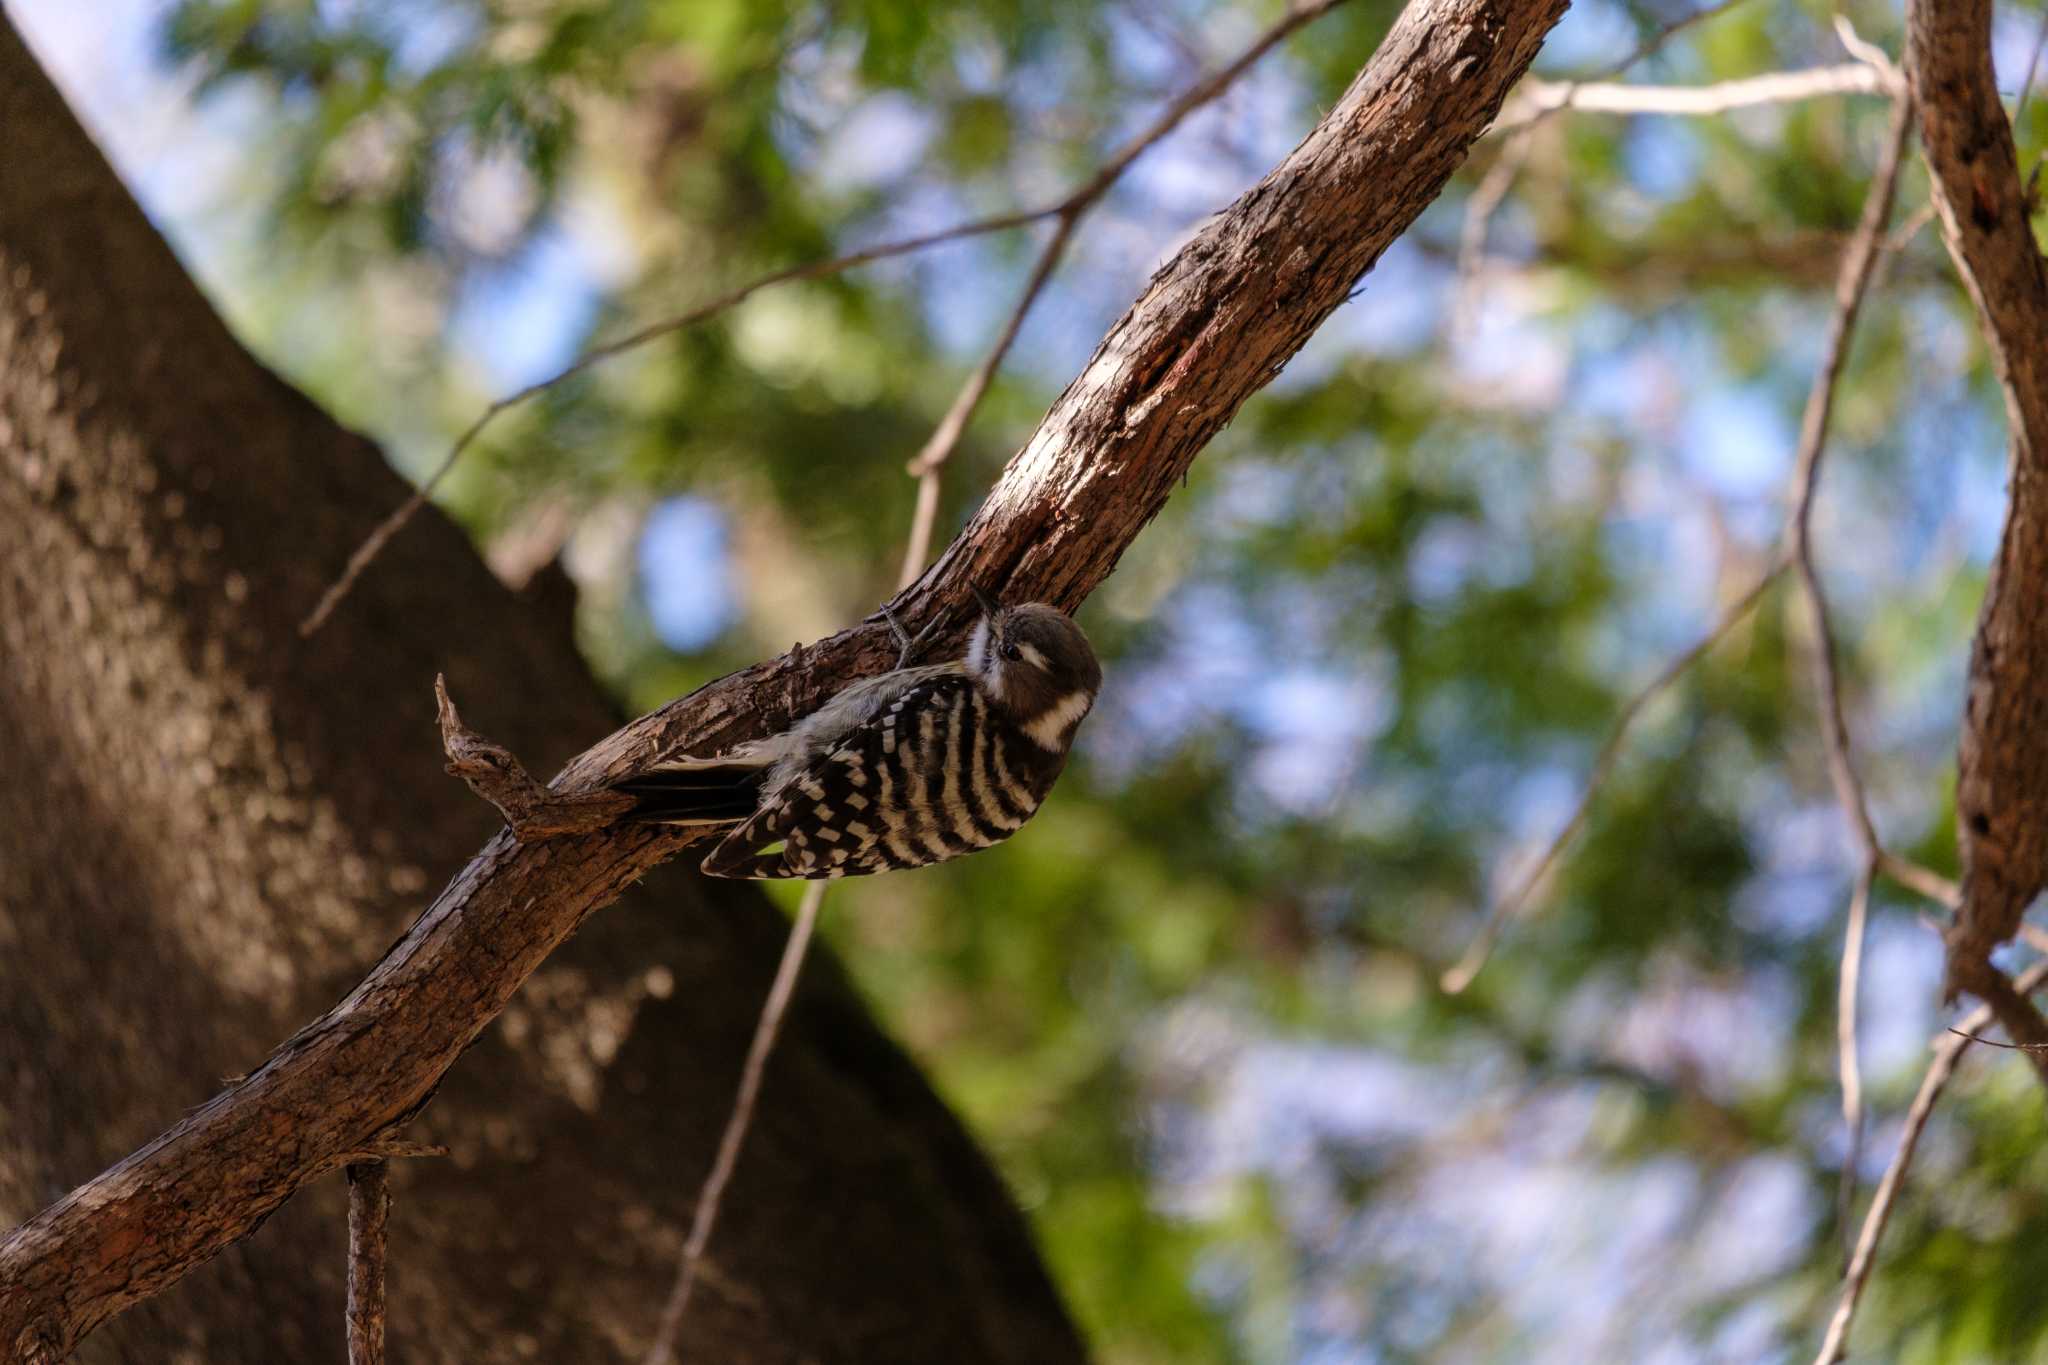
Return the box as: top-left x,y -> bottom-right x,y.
701,673 -> 1064,880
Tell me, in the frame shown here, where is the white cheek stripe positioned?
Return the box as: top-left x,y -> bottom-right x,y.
968,620 -> 1004,700
1023,689 -> 1095,751
1019,642 -> 1050,670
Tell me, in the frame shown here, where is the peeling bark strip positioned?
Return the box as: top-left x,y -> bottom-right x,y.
1907,0 -> 2048,992
0,0 -> 1567,1353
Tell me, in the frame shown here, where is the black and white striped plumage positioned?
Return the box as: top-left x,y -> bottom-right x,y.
613,594 -> 1101,880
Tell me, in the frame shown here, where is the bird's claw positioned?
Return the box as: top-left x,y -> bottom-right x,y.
883,602 -> 943,669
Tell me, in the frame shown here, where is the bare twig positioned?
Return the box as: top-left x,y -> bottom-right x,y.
899,211 -> 1080,584
1452,128 -> 1537,335
1784,93 -> 1913,863
1816,957 -> 2048,1363
1497,63 -> 1886,133
322,1136 -> 450,1176
1834,861 -> 1875,1260
1459,0 -> 1761,327
434,675 -> 634,838
2018,0 -> 2048,132
1465,6 -> 1897,320
1440,554 -> 1787,993
1831,16 -> 1900,90
345,1161 -> 390,1365
297,207 -> 1051,638
302,0 -> 1353,638
644,880 -> 826,1365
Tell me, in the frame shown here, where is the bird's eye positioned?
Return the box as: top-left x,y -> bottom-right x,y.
1001,642 -> 1023,663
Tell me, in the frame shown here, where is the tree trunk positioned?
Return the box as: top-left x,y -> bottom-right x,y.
0,16 -> 1084,1363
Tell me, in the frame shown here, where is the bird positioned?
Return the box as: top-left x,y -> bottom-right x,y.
612,587 -> 1101,880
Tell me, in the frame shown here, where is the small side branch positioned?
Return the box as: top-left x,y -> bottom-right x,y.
345,1162 -> 390,1365
1834,862 -> 1874,1257
1440,555 -> 1785,993
435,676 -> 634,839
1496,63 -> 1886,132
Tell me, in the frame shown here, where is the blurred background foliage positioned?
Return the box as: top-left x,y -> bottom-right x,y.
17,0 -> 2048,1358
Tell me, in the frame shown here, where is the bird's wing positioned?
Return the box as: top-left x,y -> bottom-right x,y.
701,672 -> 972,880
613,755 -> 772,826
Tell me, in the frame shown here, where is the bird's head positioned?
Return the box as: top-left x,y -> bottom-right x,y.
965,587 -> 1102,750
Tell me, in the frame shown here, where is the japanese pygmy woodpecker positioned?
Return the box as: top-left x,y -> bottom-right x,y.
613,587 -> 1101,879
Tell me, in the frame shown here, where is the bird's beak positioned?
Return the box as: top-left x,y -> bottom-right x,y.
971,581 -> 1000,619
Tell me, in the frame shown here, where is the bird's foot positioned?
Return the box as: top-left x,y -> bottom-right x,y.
882,602 -> 943,669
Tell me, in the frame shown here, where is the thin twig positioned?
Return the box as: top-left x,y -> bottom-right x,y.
1439,554 -> 1787,994
899,210 -> 1080,583
298,207 -> 1051,638
1498,63 -> 1885,133
1831,15 -> 1901,90
2018,0 -> 2048,132
1776,100 -> 1929,1242
1943,1027 -> 2048,1050
1815,957 -> 2048,1363
345,1161 -> 390,1365
1876,850 -> 1957,909
1785,93 -> 1914,865
1453,128 -> 1536,336
1834,860 -> 1875,1262
645,880 -> 826,1365
302,0 -> 1352,639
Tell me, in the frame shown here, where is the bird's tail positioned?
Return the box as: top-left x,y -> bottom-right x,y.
612,757 -> 770,826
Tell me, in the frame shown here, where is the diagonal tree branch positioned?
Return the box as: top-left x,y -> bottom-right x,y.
1906,0 -> 2048,1062
0,0 -> 1569,1353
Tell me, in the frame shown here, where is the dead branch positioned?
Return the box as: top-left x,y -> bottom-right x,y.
1462,12 -> 1898,328
0,0 -> 1569,1353
1497,62 -> 1887,133
1440,554 -> 1786,993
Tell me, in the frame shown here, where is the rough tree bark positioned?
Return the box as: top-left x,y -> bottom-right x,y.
0,0 -> 1569,1358
1907,0 -> 2048,1043
0,16 -> 1084,1364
